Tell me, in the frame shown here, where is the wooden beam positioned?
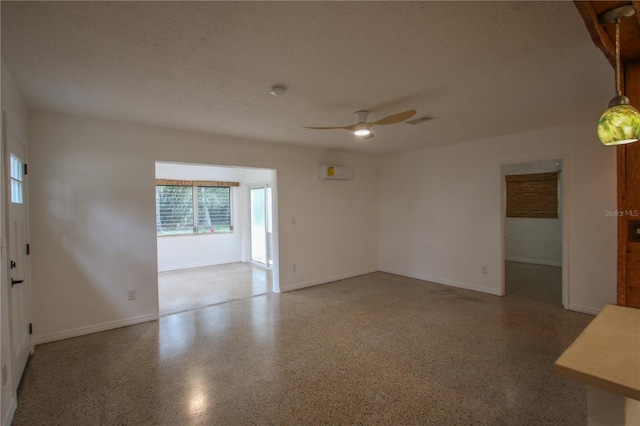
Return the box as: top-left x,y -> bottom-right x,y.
619,59 -> 640,308
573,1 -> 616,68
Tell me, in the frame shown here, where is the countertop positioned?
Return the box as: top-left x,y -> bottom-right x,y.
554,304 -> 640,401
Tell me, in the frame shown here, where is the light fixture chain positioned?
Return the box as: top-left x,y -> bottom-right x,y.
615,18 -> 621,95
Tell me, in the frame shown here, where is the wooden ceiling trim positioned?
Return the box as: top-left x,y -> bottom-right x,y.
574,1 -> 616,67
574,1 -> 640,66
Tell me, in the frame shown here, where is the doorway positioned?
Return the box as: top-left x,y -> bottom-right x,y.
155,162 -> 279,315
502,158 -> 566,307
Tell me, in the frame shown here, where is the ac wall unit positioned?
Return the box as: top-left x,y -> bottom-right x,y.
318,165 -> 354,180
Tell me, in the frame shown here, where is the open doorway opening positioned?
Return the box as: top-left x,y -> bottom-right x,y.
502,159 -> 565,307
155,161 -> 279,316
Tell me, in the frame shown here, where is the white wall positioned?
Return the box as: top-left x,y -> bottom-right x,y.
0,57 -> 29,426
504,160 -> 563,266
28,112 -> 379,343
504,218 -> 562,266
155,162 -> 245,272
378,121 -> 617,314
240,168 -> 272,184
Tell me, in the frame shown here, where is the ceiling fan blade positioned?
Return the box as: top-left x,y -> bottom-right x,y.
373,109 -> 417,126
305,123 -> 361,131
304,125 -> 353,130
361,133 -> 375,140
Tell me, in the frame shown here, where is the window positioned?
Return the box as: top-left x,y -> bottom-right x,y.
156,179 -> 238,236
10,153 -> 23,204
156,186 -> 194,235
506,172 -> 558,218
197,186 -> 231,233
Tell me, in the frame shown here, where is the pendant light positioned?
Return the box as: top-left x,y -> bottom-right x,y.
597,5 -> 640,146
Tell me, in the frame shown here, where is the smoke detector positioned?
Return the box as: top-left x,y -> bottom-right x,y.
270,85 -> 287,96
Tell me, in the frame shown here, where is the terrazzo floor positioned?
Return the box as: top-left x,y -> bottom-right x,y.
13,272 -> 591,425
158,262 -> 272,315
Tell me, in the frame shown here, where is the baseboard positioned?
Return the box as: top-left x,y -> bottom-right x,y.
505,257 -> 562,267
567,304 -> 601,316
158,258 -> 242,272
33,313 -> 159,345
2,396 -> 16,426
379,268 -> 503,296
281,268 -> 378,292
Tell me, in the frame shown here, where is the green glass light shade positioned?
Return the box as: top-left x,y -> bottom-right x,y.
597,103 -> 640,146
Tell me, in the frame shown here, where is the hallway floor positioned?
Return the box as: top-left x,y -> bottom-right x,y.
505,261 -> 562,306
14,272 -> 591,425
158,262 -> 272,315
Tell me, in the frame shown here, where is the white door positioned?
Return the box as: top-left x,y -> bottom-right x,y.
5,126 -> 31,386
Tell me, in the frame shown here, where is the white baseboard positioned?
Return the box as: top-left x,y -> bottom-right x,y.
33,313 -> 159,345
379,268 -> 503,296
567,304 -> 601,316
2,396 -> 16,426
281,268 -> 378,292
505,257 -> 562,267
158,258 -> 242,272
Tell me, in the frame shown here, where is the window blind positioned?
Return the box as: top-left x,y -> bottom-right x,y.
506,172 -> 558,218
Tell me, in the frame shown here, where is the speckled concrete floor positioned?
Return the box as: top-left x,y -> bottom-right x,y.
158,262 -> 271,315
13,272 -> 591,425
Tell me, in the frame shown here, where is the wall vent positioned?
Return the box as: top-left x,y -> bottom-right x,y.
406,115 -> 436,125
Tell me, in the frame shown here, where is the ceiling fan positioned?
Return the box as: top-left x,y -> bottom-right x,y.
304,109 -> 417,139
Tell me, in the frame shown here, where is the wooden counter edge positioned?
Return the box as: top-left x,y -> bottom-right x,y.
554,360 -> 640,401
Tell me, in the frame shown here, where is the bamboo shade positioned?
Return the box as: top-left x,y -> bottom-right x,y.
506,172 -> 558,218
156,179 -> 239,187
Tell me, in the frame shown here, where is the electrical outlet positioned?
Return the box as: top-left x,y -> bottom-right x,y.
293,264 -> 297,273
128,289 -> 136,300
482,265 -> 488,274
2,364 -> 7,386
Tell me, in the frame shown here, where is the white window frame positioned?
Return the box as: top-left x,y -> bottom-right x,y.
155,180 -> 236,237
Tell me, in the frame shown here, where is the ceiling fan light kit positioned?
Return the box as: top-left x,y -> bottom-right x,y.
597,5 -> 640,146
354,124 -> 371,137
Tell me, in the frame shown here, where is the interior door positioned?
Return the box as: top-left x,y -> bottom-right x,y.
5,126 -> 31,386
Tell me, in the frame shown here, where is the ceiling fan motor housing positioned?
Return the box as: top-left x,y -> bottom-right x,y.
354,110 -> 369,123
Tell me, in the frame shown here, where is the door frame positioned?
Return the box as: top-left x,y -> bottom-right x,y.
500,155 -> 569,309
153,163 -> 281,302
247,181 -> 273,270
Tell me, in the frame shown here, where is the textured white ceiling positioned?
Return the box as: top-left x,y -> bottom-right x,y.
1,1 -> 613,156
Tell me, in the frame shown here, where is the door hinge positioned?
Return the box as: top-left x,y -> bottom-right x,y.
23,163 -> 27,176
29,323 -> 32,335
26,244 -> 30,255
10,260 -> 16,269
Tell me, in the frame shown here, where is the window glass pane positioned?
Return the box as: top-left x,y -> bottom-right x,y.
10,154 -> 23,204
156,186 -> 194,235
11,180 -> 23,204
10,154 -> 22,181
197,186 -> 231,233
